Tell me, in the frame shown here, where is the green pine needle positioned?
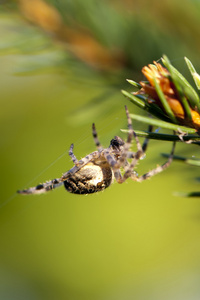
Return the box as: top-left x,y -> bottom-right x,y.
184,56 -> 200,90
153,76 -> 178,123
129,113 -> 197,133
162,153 -> 200,166
121,128 -> 200,142
126,79 -> 141,89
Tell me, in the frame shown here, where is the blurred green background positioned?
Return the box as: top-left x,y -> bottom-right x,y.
0,0 -> 200,299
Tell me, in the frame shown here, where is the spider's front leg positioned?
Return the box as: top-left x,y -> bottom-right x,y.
120,135 -> 146,182
125,105 -> 144,153
121,106 -> 144,163
114,106 -> 144,181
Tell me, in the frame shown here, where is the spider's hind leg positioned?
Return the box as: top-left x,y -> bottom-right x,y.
17,178 -> 63,195
133,141 -> 176,182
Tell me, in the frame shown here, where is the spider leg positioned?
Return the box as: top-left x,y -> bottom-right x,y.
126,125 -> 152,167
125,151 -> 137,159
125,106 -> 143,153
117,106 -> 144,169
133,141 -> 176,182
69,143 -> 78,164
119,108 -> 152,181
105,155 -> 136,184
17,178 -> 63,195
142,125 -> 153,153
92,123 -> 102,151
102,149 -> 124,183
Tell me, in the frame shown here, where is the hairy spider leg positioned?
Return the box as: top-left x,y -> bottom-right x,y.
133,141 -> 176,182
17,178 -> 63,195
125,105 -> 143,153
102,149 -> 124,183
120,111 -> 153,181
121,129 -> 145,182
103,148 -> 137,184
116,106 -> 144,169
122,125 -> 153,160
142,125 -> 153,153
92,123 -> 102,151
68,144 -> 78,164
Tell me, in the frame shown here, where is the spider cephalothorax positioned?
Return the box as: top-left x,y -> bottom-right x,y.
18,106 -> 175,195
110,136 -> 125,150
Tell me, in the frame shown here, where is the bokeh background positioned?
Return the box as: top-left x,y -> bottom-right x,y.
1,1 -> 200,299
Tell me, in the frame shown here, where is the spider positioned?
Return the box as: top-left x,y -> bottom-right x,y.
18,106 -> 175,195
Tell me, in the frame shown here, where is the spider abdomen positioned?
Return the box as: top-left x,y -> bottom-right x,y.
64,162 -> 113,194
